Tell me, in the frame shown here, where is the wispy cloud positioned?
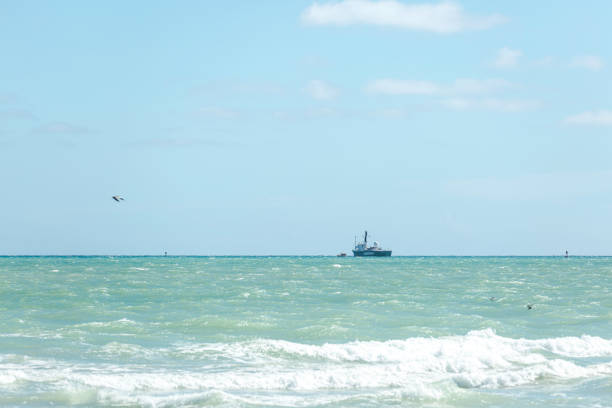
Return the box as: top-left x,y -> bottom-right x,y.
128,137 -> 232,148
442,98 -> 539,112
0,109 -> 36,120
0,92 -> 19,104
446,171 -> 612,200
299,55 -> 331,68
366,78 -> 511,95
305,107 -> 341,118
301,0 -> 506,34
563,110 -> 612,126
271,107 -> 347,121
191,81 -> 285,96
197,107 -> 240,119
306,80 -> 339,100
493,47 -> 522,68
493,53 -> 604,71
533,56 -> 556,67
570,55 -> 604,71
31,121 -> 92,134
450,79 -> 511,94
373,107 -> 424,118
366,79 -> 440,95
366,78 -> 530,112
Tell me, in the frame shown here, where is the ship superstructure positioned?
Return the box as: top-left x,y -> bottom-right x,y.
352,231 -> 391,257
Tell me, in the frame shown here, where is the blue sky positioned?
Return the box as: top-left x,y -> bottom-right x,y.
1,1 -> 611,255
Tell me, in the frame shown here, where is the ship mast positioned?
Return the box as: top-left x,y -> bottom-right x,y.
364,230 -> 367,245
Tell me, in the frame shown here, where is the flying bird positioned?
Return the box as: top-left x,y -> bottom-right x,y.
112,196 -> 125,202
526,304 -> 533,310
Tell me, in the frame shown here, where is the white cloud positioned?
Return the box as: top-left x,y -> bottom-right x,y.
305,107 -> 340,117
366,78 -> 510,95
570,55 -> 604,71
450,78 -> 511,94
375,108 -> 416,118
197,107 -> 239,119
306,80 -> 339,100
564,110 -> 612,126
446,171 -> 612,201
272,107 -> 347,120
442,98 -> 539,112
32,122 -> 91,134
129,137 -> 229,148
191,81 -> 285,96
366,79 -> 440,95
366,78 -> 533,112
301,0 -> 506,34
533,56 -> 556,67
442,98 -> 472,110
480,98 -> 539,112
0,93 -> 19,104
493,47 -> 522,68
0,109 -> 35,120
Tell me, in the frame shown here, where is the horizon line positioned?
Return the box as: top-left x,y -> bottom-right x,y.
0,254 -> 606,258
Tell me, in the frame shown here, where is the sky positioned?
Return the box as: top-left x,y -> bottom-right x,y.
1,1 -> 611,255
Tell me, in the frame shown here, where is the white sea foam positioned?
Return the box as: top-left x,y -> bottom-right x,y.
98,342 -> 155,359
75,318 -> 139,328
174,329 -> 612,364
2,330 -> 612,406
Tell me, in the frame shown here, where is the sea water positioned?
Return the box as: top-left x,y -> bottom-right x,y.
0,256 -> 611,407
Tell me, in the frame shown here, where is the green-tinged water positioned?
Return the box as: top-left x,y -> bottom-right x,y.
1,256 -> 611,407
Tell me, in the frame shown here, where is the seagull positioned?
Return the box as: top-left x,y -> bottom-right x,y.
112,196 -> 125,202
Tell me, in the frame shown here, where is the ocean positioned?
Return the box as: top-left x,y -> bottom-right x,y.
0,256 -> 611,407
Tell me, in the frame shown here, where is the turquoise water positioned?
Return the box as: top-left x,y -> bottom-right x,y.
1,256 -> 611,407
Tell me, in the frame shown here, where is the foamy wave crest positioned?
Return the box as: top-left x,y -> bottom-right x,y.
175,328 -> 612,364
1,330 -> 611,406
169,329 -> 612,390
74,318 -> 139,328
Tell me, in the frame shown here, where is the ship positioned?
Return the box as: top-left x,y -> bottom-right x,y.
352,231 -> 392,257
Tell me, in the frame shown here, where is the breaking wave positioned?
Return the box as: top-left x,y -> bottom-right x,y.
1,329 -> 611,406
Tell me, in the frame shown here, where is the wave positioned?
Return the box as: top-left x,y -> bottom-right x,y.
73,318 -> 140,328
174,328 -> 612,363
1,329 -> 611,406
